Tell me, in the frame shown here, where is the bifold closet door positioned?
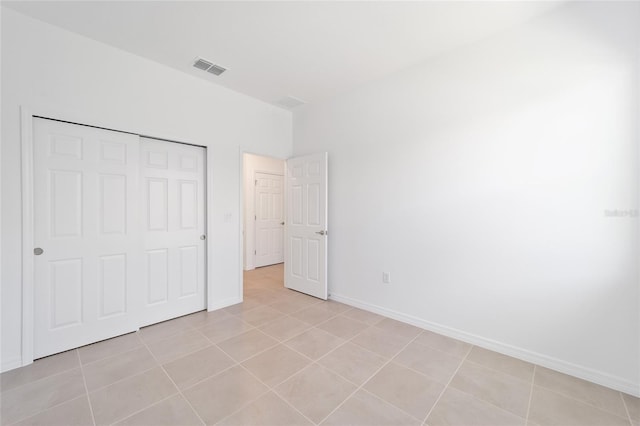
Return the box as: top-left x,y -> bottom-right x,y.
139,138 -> 206,327
33,118 -> 142,358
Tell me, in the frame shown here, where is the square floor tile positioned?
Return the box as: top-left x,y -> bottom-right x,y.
233,305 -> 284,326
318,315 -> 370,340
374,318 -> 422,340
426,387 -> 525,426
78,333 -> 142,365
218,391 -> 313,426
291,305 -> 340,324
14,395 -> 93,426
183,365 -> 268,425
242,344 -> 311,387
449,361 -> 530,418
83,346 -> 157,392
322,389 -> 420,426
146,329 -> 211,364
341,308 -> 385,326
364,362 -> 444,420
163,345 -> 236,390
89,368 -> 177,426
199,316 -> 254,343
259,316 -> 311,341
182,309 -> 232,329
414,331 -> 471,358
0,350 -> 79,393
275,365 -> 357,424
534,366 -> 627,418
318,342 -> 387,386
285,328 -> 344,360
623,393 -> 640,423
466,347 -> 534,382
0,368 -> 85,425
351,326 -> 413,358
218,329 -> 278,362
394,341 -> 463,383
138,317 -> 190,344
528,386 -> 629,426
115,394 -> 202,426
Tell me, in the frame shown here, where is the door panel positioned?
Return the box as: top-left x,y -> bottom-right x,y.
254,172 -> 284,267
139,138 -> 206,327
34,118 -> 141,358
285,153 -> 328,300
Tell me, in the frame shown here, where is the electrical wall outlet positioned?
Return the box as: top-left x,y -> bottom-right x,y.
382,272 -> 391,284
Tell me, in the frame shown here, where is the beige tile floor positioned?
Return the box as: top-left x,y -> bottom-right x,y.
1,263 -> 638,425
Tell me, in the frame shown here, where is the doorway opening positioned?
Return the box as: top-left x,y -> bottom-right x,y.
242,153 -> 285,294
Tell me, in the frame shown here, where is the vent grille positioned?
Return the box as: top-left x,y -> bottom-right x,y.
193,57 -> 226,76
207,64 -> 226,76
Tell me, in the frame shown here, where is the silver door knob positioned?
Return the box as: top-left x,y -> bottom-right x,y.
315,230 -> 327,236
200,235 -> 206,240
34,248 -> 44,255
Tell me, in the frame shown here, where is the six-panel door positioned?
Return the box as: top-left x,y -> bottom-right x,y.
33,118 -> 142,358
255,172 -> 284,267
139,138 -> 206,327
33,119 -> 207,359
285,153 -> 328,300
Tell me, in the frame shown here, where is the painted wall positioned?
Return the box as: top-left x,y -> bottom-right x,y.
0,8 -> 292,371
294,2 -> 640,394
242,153 -> 285,270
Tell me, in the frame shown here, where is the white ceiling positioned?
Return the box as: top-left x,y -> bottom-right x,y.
4,1 -> 561,109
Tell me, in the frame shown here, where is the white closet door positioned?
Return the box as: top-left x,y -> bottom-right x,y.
255,172 -> 284,267
33,118 -> 141,358
139,138 -> 206,327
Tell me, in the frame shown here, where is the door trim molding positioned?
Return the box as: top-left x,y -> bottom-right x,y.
20,106 -> 35,367
19,105 -> 212,367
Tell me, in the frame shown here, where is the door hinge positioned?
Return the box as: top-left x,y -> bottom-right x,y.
254,250 -> 256,255
255,179 -> 258,186
254,215 -> 257,220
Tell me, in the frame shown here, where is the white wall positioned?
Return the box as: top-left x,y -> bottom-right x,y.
242,153 -> 285,270
294,2 -> 640,395
0,8 -> 292,371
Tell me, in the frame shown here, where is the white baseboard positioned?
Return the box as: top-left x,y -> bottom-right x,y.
208,296 -> 243,311
329,292 -> 640,397
1,355 -> 23,373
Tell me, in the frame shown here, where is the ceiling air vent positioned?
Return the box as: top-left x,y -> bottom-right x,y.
207,64 -> 226,76
193,57 -> 226,76
277,96 -> 306,109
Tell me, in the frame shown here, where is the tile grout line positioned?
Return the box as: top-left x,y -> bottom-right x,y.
620,391 -> 634,425
76,349 -> 97,426
525,365 -> 537,424
533,382 -> 634,420
227,363 -> 317,426
139,339 -> 207,426
421,343 -> 473,425
316,331 -> 426,425
0,353 -> 83,395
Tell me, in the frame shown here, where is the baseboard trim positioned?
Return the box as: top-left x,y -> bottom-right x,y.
208,296 -> 242,311
1,355 -> 23,373
329,292 -> 640,397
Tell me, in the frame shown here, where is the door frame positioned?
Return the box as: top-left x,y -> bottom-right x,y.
239,149 -> 287,297
20,105 -> 213,367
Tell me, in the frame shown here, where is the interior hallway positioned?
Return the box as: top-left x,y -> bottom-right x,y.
0,264 -> 638,425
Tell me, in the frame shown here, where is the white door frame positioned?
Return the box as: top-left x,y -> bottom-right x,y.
19,105 -> 213,366
239,149 -> 287,296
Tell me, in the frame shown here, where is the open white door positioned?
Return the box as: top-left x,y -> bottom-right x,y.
285,153 -> 328,299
